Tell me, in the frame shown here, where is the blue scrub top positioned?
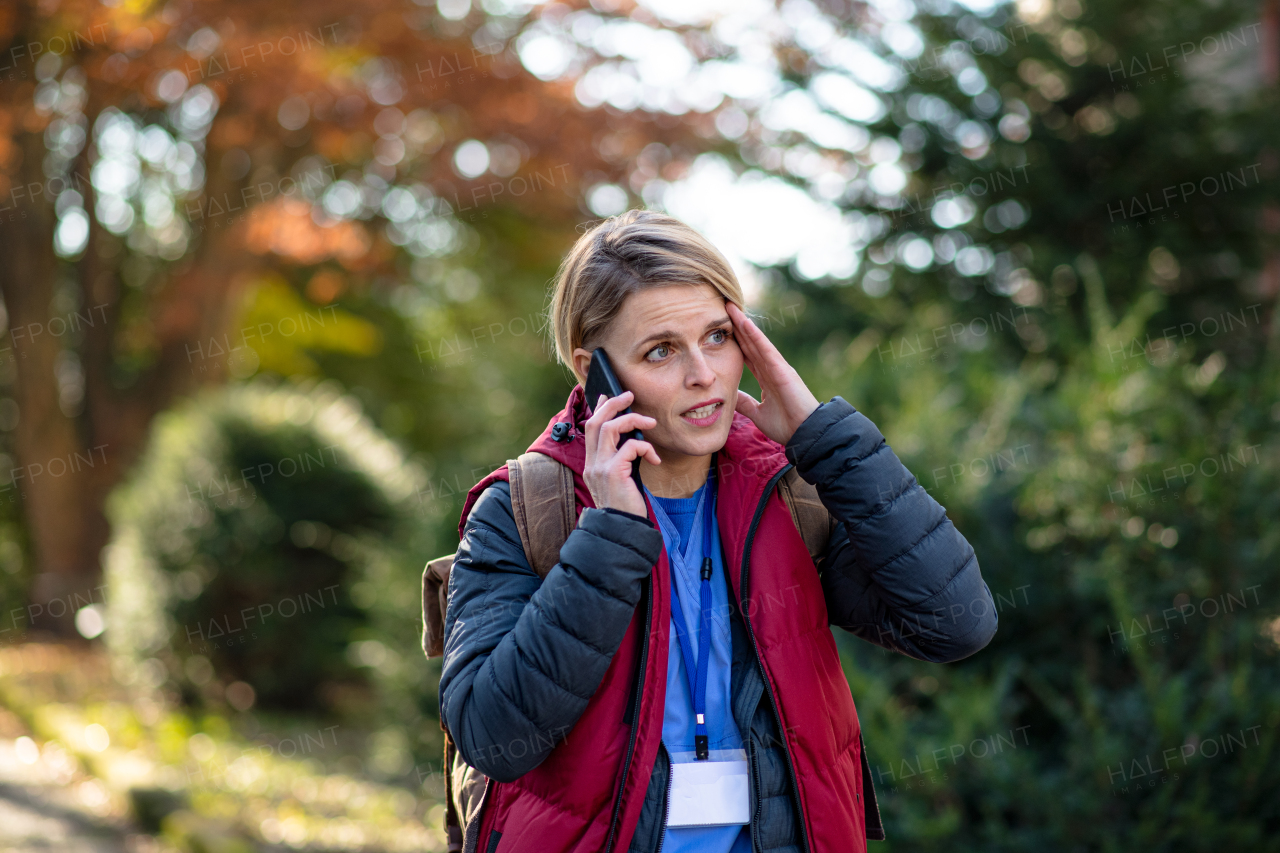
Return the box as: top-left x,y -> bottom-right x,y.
648,480 -> 752,853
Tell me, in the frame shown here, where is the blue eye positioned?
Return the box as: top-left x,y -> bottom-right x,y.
646,344 -> 670,361
709,328 -> 730,344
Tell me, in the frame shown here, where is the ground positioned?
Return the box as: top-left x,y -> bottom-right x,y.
0,643 -> 447,853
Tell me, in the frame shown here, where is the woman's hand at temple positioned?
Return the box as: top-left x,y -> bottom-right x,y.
727,301 -> 821,447
582,391 -> 660,517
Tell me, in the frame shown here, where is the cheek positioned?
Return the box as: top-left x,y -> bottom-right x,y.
630,373 -> 676,421
717,347 -> 745,390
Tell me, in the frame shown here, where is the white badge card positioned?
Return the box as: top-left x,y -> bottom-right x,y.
666,753 -> 750,827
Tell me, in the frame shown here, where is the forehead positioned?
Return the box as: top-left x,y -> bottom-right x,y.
609,283 -> 725,339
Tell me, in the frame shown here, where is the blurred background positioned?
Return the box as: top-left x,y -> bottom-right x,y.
0,0 -> 1277,849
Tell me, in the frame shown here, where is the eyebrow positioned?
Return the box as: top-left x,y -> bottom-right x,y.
632,316 -> 732,354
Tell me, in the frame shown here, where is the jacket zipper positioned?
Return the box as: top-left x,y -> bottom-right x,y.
749,738 -> 762,853
604,464 -> 807,853
655,742 -> 671,853
603,572 -> 652,853
740,464 -> 812,853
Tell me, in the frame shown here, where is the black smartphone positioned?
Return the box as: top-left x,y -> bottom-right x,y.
584,348 -> 645,494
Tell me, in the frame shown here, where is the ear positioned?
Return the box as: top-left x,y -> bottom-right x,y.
571,347 -> 592,385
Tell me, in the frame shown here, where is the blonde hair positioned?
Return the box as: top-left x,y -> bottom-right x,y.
549,210 -> 745,384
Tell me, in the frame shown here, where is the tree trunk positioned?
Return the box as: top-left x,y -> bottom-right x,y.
0,28 -> 254,634
0,128 -> 101,634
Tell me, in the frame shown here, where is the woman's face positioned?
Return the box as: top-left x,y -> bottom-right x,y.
572,283 -> 744,463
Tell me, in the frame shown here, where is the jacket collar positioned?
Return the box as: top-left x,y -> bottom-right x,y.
459,383 -> 789,538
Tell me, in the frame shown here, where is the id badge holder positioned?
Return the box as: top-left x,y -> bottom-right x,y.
666,748 -> 750,827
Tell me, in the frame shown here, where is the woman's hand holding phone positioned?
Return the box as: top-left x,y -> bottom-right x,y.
583,391 -> 660,518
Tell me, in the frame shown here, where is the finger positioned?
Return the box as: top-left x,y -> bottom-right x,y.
602,426 -> 650,459
734,304 -> 783,368
615,438 -> 661,468
738,345 -> 768,399
733,308 -> 792,394
599,411 -> 656,439
728,305 -> 767,381
587,391 -> 634,456
590,389 -> 633,423
597,397 -> 649,462
584,393 -> 609,458
742,320 -> 781,381
605,388 -> 634,410
728,302 -> 765,353
589,389 -> 634,418
727,302 -> 759,357
730,307 -> 771,380
738,343 -> 761,384
735,389 -> 761,421
727,300 -> 748,330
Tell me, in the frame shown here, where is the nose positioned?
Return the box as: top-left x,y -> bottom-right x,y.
684,346 -> 716,388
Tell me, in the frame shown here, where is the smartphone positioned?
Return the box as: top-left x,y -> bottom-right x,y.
584,348 -> 645,494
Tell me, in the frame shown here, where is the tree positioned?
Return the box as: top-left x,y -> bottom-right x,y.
0,0 -> 707,632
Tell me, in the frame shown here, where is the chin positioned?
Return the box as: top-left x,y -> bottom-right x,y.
664,422 -> 732,458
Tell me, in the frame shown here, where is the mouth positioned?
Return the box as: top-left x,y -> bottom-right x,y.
680,400 -> 724,427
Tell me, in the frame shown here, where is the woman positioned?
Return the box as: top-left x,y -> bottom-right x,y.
439,209 -> 997,853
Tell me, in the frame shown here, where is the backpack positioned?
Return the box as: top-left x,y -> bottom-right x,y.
421,452 -> 834,853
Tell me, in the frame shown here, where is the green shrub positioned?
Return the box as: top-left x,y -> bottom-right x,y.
827,279 -> 1280,850
103,378 -> 426,717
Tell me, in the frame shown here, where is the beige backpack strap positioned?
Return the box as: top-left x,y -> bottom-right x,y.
422,554 -> 456,659
422,452 -> 574,659
429,454 -> 574,847
507,451 -> 577,580
777,466 -> 835,566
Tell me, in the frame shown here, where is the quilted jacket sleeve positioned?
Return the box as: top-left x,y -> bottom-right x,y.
784,397 -> 997,663
438,479 -> 663,782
